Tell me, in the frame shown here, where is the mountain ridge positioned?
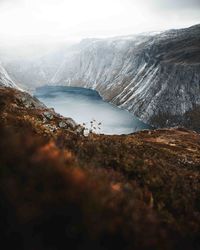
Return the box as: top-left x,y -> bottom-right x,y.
2,24 -> 200,131
49,24 -> 200,131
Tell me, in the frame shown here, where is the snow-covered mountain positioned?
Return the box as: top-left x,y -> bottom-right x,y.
0,63 -> 19,89
1,24 -> 200,130
49,24 -> 200,130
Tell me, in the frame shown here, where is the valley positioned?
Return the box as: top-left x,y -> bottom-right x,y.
2,24 -> 200,131
0,23 -> 200,250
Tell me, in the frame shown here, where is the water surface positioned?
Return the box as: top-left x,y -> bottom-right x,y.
35,86 -> 150,134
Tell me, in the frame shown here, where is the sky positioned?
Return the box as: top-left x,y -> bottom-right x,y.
0,0 -> 199,46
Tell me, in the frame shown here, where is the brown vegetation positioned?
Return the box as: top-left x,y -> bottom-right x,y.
0,87 -> 200,250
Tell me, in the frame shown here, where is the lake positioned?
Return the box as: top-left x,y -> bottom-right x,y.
34,86 -> 151,135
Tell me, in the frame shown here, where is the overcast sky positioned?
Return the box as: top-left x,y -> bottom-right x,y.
0,0 -> 199,46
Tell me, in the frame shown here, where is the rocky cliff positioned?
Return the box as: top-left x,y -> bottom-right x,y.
0,63 -> 19,89
2,25 -> 200,131
50,24 -> 200,131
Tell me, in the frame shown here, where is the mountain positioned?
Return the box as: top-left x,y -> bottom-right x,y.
0,63 -> 19,89
50,24 -> 200,131
1,25 -> 200,131
3,52 -> 64,92
2,44 -> 75,92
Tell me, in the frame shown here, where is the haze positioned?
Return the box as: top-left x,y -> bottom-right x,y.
0,0 -> 199,53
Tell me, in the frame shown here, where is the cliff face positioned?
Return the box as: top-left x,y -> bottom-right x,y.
2,25 -> 200,130
50,25 -> 200,130
0,63 -> 19,89
1,87 -> 200,250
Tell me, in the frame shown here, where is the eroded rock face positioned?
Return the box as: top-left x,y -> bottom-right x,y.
50,24 -> 200,131
0,63 -> 19,89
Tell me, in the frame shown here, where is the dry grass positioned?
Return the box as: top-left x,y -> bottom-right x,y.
0,87 -> 200,250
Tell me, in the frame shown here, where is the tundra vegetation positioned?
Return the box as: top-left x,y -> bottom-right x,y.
0,87 -> 200,250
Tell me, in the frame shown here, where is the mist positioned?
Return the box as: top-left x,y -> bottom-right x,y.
0,0 -> 199,58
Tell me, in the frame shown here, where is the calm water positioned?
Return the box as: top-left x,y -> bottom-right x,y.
34,86 -> 150,135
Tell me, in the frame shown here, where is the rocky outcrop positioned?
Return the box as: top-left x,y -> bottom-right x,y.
0,86 -> 81,135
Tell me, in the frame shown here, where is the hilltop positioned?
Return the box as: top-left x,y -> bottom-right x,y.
0,86 -> 200,250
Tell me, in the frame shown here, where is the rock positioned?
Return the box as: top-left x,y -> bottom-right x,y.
65,118 -> 76,128
42,117 -> 48,123
76,125 -> 84,135
50,108 -> 55,112
44,111 -> 54,120
21,96 -> 34,108
44,124 -> 57,132
58,121 -> 68,128
17,92 -> 46,110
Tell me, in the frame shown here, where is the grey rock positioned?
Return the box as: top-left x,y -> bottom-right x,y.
76,125 -> 84,135
65,118 -> 76,128
44,111 -> 54,120
58,121 -> 68,128
21,96 -> 34,108
17,92 -> 46,109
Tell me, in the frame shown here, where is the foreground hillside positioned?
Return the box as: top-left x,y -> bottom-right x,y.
0,87 -> 200,250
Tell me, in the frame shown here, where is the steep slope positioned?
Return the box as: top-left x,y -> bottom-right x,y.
1,87 -> 200,250
0,63 -> 19,89
2,25 -> 200,131
0,86 -> 80,135
51,25 -> 200,131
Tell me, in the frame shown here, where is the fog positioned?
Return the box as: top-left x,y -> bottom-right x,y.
0,0 -> 199,57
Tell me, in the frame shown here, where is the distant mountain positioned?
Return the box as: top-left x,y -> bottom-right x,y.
3,51 -> 65,91
0,63 -> 19,89
2,24 -> 200,130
